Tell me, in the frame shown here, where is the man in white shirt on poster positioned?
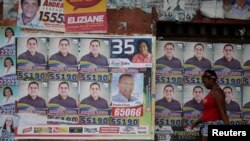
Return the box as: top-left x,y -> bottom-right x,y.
229,0 -> 250,19
17,0 -> 45,28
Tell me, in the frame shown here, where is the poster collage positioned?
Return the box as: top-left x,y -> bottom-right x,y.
107,0 -> 250,21
0,0 -> 250,141
0,25 -> 155,140
3,0 -> 250,32
155,41 -> 250,141
2,0 -> 107,33
2,26 -> 250,140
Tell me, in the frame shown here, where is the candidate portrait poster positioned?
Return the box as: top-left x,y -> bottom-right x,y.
17,37 -> 48,81
47,81 -> 79,126
183,42 -> 213,71
0,115 -> 19,141
156,40 -> 183,72
221,85 -> 242,125
48,37 -> 79,81
109,37 -> 153,68
79,38 -> 110,73
0,85 -> 18,107
17,0 -> 65,32
0,26 -> 20,54
47,81 -> 78,110
79,81 -> 110,126
242,86 -> 250,124
17,80 -> 48,111
183,84 -> 208,127
111,73 -> 144,107
224,0 -> 250,20
213,43 -> 243,86
243,44 -> 250,69
79,81 -> 110,110
213,43 -> 243,70
243,44 -> 250,86
16,81 -> 48,137
155,83 -> 183,126
0,56 -> 16,78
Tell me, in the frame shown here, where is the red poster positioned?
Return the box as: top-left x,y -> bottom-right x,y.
64,0 -> 107,33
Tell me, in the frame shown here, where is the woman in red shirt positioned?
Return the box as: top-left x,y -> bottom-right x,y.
191,70 -> 229,141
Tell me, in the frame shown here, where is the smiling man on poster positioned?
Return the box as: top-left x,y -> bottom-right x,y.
17,0 -> 45,29
112,74 -> 137,103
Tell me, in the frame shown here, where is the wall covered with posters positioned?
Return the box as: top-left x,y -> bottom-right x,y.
155,40 -> 250,141
0,26 -> 155,140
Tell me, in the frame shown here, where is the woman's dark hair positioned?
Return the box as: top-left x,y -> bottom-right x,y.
3,87 -> 13,97
137,39 -> 150,53
3,116 -> 14,133
203,69 -> 218,80
5,27 -> 15,37
4,57 -> 14,67
21,0 -> 41,7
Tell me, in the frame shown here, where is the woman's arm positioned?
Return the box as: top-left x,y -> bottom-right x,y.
191,117 -> 202,129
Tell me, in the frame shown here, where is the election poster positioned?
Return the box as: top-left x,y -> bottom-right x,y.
243,44 -> 250,69
0,56 -> 16,78
155,82 -> 202,141
111,73 -> 144,106
171,0 -> 199,21
12,35 -> 155,140
17,80 -> 48,112
0,26 -> 20,54
16,80 -> 48,138
213,43 -> 243,86
155,83 -> 183,126
109,72 -> 153,138
156,40 -> 184,73
183,42 -> 213,72
109,37 -> 153,68
0,83 -> 18,141
200,0 -> 224,18
155,40 -> 183,114
224,0 -> 250,20
183,42 -> 213,84
0,85 -> 18,108
156,125 -> 201,141
17,37 -> 48,81
79,81 -> 110,126
0,115 -> 19,141
47,81 -> 79,125
107,0 -> 199,22
64,0 -> 107,33
243,44 -> 250,86
183,84 -> 207,127
48,37 -> 79,81
108,37 -> 154,140
130,0 -> 199,21
0,56 -> 17,87
221,85 -> 242,125
17,0 -> 65,32
242,86 -> 250,124
79,38 -> 110,74
3,0 -> 18,20
213,43 -> 243,70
